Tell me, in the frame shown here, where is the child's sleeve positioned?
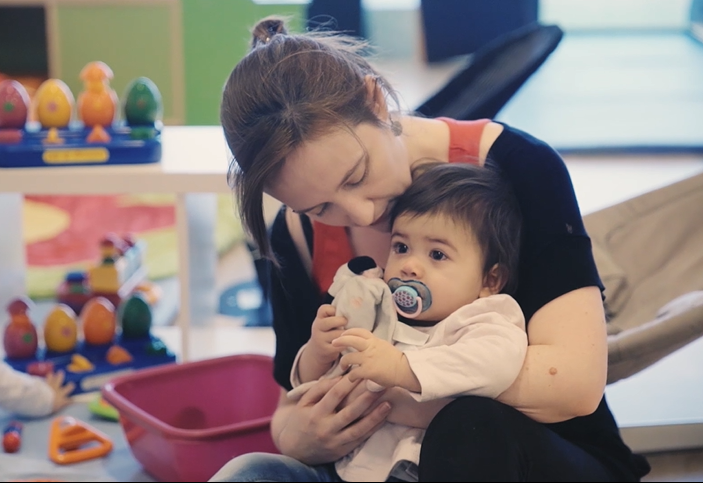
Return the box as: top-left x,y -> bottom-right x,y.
403,295 -> 527,402
0,363 -> 54,417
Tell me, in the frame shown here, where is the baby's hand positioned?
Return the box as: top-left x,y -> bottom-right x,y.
334,328 -> 407,389
45,370 -> 75,413
307,304 -> 347,365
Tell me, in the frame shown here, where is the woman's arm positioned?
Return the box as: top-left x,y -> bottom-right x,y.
478,121 -> 608,422
357,290 -> 606,427
496,286 -> 608,422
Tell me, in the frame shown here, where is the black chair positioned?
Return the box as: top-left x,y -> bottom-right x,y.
415,22 -> 563,120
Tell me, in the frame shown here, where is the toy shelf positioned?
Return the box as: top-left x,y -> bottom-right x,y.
0,124 -> 162,169
0,126 -> 232,363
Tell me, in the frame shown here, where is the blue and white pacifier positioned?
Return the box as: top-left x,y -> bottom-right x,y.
388,278 -> 432,319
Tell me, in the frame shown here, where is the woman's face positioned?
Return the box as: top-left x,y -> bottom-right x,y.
265,122 -> 412,231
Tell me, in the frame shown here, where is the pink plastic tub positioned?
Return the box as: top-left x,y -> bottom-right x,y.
102,354 -> 281,482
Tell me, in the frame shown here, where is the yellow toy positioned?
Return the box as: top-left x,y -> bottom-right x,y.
34,79 -> 75,144
57,233 -> 154,316
67,354 -> 94,373
89,233 -> 145,294
44,304 -> 78,353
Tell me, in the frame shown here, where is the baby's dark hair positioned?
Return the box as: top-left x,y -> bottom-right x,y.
390,162 -> 522,294
221,16 -> 400,261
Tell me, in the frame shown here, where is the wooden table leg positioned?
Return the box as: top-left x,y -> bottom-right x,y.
0,193 -> 27,313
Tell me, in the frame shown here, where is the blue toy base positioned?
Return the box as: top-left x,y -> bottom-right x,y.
4,333 -> 176,395
0,122 -> 162,168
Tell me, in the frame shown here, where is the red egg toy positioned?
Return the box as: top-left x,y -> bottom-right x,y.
2,297 -> 38,359
0,80 -> 30,129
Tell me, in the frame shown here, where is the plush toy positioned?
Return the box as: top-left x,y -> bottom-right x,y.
288,256 -> 398,399
328,256 -> 399,343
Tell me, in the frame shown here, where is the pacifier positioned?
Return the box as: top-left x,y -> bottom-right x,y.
387,278 -> 432,319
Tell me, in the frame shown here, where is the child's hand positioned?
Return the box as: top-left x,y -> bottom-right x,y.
333,328 -> 410,390
307,304 -> 348,366
45,370 -> 75,413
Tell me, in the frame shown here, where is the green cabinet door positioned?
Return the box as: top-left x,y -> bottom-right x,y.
182,0 -> 309,125
55,1 -> 182,124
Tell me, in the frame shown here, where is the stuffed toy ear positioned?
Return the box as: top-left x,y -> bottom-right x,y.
348,256 -> 377,274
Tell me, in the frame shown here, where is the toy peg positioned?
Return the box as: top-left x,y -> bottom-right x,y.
48,416 -> 113,464
106,345 -> 133,365
88,394 -> 119,422
27,360 -> 55,377
3,420 -> 23,453
66,354 -> 94,373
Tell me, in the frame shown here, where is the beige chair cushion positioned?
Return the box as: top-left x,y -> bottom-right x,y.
591,240 -> 629,333
584,172 -> 703,384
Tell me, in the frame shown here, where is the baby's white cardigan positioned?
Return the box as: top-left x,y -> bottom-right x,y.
0,362 -> 54,417
288,261 -> 527,482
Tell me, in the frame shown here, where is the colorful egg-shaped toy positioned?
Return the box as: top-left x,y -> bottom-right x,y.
78,61 -> 118,128
118,293 -> 152,339
44,304 -> 78,353
0,80 -> 30,129
81,297 -> 116,346
34,79 -> 74,129
3,297 -> 38,360
123,77 -> 162,127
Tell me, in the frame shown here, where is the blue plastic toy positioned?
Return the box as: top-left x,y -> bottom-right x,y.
0,63 -> 163,169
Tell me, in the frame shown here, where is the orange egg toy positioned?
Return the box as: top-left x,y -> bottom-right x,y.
80,297 -> 116,346
44,304 -> 78,353
77,61 -> 118,143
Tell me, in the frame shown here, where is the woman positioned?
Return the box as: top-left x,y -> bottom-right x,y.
212,16 -> 650,482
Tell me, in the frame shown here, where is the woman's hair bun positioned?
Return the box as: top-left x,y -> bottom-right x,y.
251,16 -> 288,49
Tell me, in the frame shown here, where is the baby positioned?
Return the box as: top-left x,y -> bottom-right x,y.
290,162 -> 527,482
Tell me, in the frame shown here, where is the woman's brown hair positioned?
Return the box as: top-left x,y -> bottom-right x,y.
221,16 -> 399,260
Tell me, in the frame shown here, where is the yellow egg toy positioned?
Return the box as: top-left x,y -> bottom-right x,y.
81,297 -> 116,346
44,304 -> 78,353
34,79 -> 75,129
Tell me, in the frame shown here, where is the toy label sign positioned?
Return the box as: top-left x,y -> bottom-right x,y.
43,148 -> 110,164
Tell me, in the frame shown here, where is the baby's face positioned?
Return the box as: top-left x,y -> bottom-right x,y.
384,213 -> 493,323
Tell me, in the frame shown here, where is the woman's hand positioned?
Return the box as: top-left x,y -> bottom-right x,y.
339,381 -> 452,430
272,375 -> 392,465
